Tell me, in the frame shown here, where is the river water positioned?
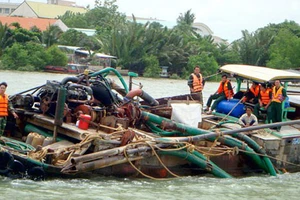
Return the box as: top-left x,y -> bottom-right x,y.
1,70 -> 300,200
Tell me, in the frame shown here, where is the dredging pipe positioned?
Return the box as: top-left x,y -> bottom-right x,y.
90,67 -> 129,93
141,111 -> 293,176
145,121 -> 272,174
150,118 -> 300,143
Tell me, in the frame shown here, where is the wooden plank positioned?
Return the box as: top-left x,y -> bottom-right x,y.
26,114 -> 106,141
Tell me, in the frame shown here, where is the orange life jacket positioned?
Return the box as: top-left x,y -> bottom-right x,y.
250,85 -> 260,97
260,89 -> 271,105
217,80 -> 234,98
0,94 -> 8,117
272,86 -> 284,103
191,73 -> 203,92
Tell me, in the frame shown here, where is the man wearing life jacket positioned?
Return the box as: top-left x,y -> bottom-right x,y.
187,66 -> 205,106
204,74 -> 234,114
242,81 -> 260,104
253,83 -> 272,122
270,80 -> 287,131
0,82 -> 18,136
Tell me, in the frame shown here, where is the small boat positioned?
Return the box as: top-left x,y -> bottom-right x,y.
2,65 -> 300,180
44,64 -> 88,74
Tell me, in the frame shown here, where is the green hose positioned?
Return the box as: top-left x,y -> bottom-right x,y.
142,111 -> 276,176
90,67 -> 129,93
0,136 -> 35,151
145,122 -> 182,136
159,150 -> 232,178
232,133 -> 277,176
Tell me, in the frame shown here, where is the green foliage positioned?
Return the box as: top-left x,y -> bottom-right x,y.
25,42 -> 50,70
2,3 -> 300,75
170,74 -> 181,79
215,43 -> 241,66
142,55 -> 161,78
0,42 -> 56,71
267,29 -> 300,69
59,29 -> 88,46
59,11 -> 89,28
0,22 -> 12,56
59,29 -> 101,50
234,20 -> 300,67
42,25 -> 63,47
11,27 -> 41,44
184,53 -> 219,80
1,43 -> 29,70
46,45 -> 68,66
17,65 -> 36,71
177,9 -> 195,26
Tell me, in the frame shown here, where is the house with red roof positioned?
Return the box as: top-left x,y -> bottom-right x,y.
0,16 -> 68,31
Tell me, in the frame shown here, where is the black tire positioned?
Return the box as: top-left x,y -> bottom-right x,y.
7,159 -> 25,179
0,152 -> 14,176
28,166 -> 45,181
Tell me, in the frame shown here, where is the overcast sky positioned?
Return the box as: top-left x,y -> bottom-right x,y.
4,0 -> 300,42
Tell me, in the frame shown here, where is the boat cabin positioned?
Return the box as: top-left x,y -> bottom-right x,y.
217,64 -> 300,121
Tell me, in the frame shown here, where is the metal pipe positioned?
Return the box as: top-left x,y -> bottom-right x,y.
9,84 -> 45,100
63,155 -> 144,174
141,111 -> 300,143
71,146 -> 127,165
53,87 -> 66,142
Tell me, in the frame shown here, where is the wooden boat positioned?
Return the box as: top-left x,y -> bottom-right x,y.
142,64 -> 300,175
1,65 -> 300,180
44,64 -> 88,74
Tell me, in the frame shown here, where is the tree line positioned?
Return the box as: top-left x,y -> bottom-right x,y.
1,0 -> 300,79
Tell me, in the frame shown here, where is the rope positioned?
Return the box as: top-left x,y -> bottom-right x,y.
27,132 -> 106,165
123,142 -> 178,180
195,146 -> 235,157
122,141 -> 197,180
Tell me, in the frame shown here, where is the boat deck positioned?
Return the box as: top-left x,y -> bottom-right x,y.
26,113 -> 104,141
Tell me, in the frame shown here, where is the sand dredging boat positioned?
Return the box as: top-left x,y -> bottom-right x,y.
1,66 -> 300,180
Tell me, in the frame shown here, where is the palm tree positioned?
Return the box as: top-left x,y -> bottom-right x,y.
0,22 -> 12,56
42,25 -> 63,47
177,9 -> 195,26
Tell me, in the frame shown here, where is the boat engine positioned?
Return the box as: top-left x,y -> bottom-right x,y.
36,80 -> 92,115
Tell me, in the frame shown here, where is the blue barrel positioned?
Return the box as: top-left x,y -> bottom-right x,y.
216,99 -> 245,118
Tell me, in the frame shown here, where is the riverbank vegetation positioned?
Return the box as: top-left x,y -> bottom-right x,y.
1,0 -> 300,79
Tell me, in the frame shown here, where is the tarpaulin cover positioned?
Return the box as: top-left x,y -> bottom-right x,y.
171,103 -> 202,127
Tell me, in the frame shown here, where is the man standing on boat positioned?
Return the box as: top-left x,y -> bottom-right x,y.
253,83 -> 272,122
238,106 -> 258,127
204,74 -> 234,114
188,66 -> 205,106
0,82 -> 18,136
270,80 -> 287,131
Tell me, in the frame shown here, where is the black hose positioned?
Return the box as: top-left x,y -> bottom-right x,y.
61,77 -> 80,85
